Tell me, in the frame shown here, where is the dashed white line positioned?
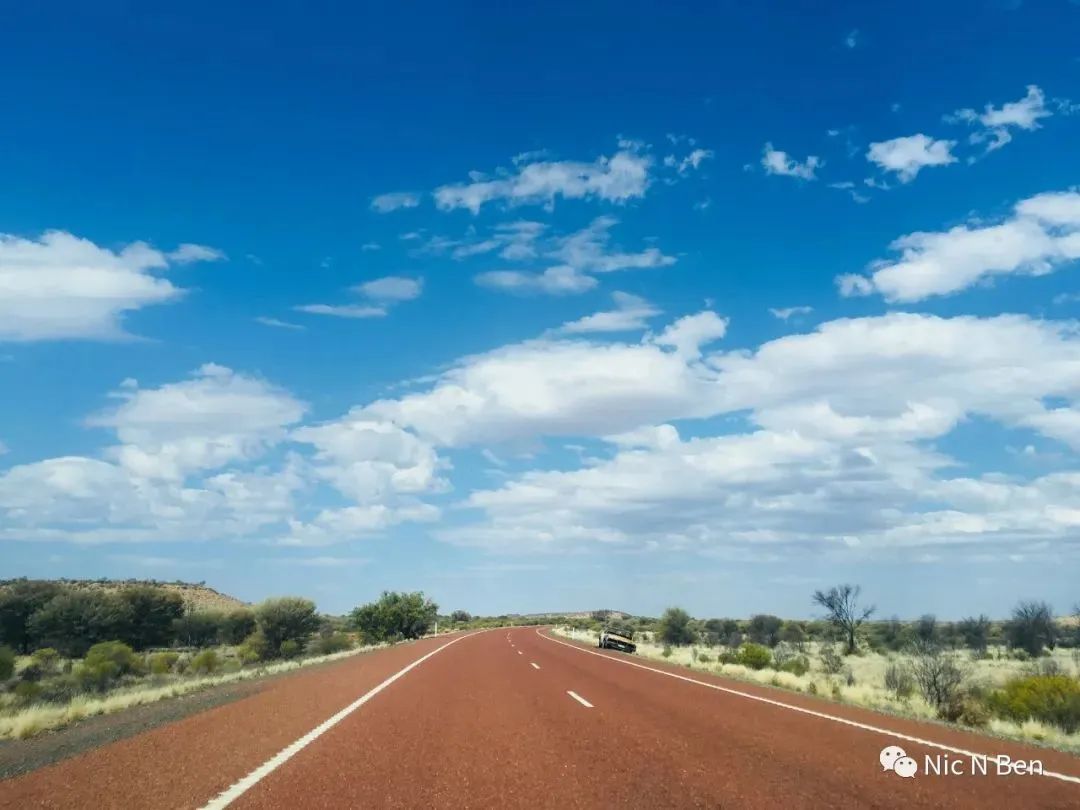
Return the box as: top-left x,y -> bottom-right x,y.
531,662 -> 540,670
567,690 -> 593,708
199,633 -> 480,809
537,629 -> 1080,786
517,650 -> 523,655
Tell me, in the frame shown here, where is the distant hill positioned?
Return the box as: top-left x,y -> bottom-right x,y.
0,578 -> 247,613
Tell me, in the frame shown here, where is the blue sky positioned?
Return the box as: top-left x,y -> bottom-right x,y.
2,1 -> 1079,619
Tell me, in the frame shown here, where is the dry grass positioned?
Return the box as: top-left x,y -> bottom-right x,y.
554,627 -> 1080,754
0,642 -> 386,741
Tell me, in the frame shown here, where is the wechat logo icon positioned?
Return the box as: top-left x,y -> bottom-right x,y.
880,745 -> 918,778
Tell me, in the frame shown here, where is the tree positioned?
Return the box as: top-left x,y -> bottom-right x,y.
350,592 -> 438,643
450,610 -> 472,624
28,591 -> 135,657
255,597 -> 321,657
218,608 -> 257,645
910,641 -> 966,718
657,607 -> 696,646
915,614 -> 939,645
119,586 -> 184,649
1006,600 -> 1056,657
957,615 -> 991,655
172,611 -> 223,647
812,584 -> 875,655
780,622 -> 806,650
748,614 -> 783,647
0,580 -> 63,653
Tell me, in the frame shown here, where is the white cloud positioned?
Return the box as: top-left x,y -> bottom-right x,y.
433,145 -> 652,213
866,134 -> 956,182
370,191 -> 421,213
353,276 -> 423,302
89,364 -> 307,481
770,306 -> 813,321
294,304 -> 387,319
558,292 -> 661,334
361,242 -> 381,252
845,29 -> 859,48
255,316 -> 305,331
664,148 -> 714,175
948,85 -> 1052,155
761,143 -> 821,180
838,189 -> 1080,301
652,312 -> 728,358
473,217 -> 674,297
167,244 -> 226,264
0,230 -> 219,342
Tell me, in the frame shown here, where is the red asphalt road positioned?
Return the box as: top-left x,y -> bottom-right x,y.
3,627 -> 1079,809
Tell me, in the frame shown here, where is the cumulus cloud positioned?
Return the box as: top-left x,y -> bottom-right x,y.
89,364 -> 307,481
0,230 -> 222,342
865,134 -> 956,182
433,145 -> 652,213
370,191 -> 421,213
837,189 -> 1080,301
761,143 -> 821,180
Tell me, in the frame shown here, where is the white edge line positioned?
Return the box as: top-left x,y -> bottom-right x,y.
567,690 -> 593,708
200,632 -> 480,809
538,629 -> 1080,786
531,662 -> 540,670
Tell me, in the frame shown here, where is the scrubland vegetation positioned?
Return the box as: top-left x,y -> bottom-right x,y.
554,587 -> 1080,753
0,581 -> 440,739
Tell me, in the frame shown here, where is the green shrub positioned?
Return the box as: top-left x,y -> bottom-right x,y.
308,633 -> 353,656
28,591 -> 135,657
172,611 -> 224,648
37,674 -> 82,703
0,645 -> 15,680
780,655 -> 810,676
987,675 -> 1080,733
256,598 -> 320,657
149,651 -> 180,675
30,647 -> 61,676
696,652 -> 713,664
661,645 -> 673,658
189,650 -> 220,675
807,681 -> 819,696
279,639 -> 300,659
218,609 -> 257,645
349,592 -> 437,644
884,662 -> 915,699
118,586 -> 184,649
737,643 -> 772,670
13,680 -> 44,704
819,644 -> 844,675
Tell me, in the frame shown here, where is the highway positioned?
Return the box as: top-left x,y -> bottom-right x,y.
2,628 -> 1079,808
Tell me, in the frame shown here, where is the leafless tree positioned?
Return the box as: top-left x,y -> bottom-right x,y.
812,584 -> 875,655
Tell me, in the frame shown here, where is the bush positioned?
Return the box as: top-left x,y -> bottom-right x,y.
661,645 -> 673,658
884,662 -> 915,699
696,652 -> 712,664
0,645 -> 15,680
37,673 -> 82,703
1006,601 -> 1056,658
77,641 -> 142,692
30,647 -> 61,676
0,580 -> 63,653
13,680 -> 44,704
350,592 -> 437,644
657,607 -> 696,646
987,674 -> 1080,733
149,651 -> 180,675
189,649 -> 220,675
256,598 -> 320,656
737,643 -> 772,670
910,643 -> 966,717
747,615 -> 783,648
279,639 -> 301,659
819,644 -> 844,675
780,655 -> 810,676
308,632 -> 353,657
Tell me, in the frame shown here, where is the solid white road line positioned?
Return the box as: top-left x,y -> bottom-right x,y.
200,633 -> 479,809
538,630 -> 1080,786
567,690 -> 593,708
531,662 -> 541,670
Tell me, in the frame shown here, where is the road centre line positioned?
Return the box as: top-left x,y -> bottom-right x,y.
567,690 -> 593,708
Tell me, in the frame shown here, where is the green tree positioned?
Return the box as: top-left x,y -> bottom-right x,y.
218,608 -> 257,645
450,610 -> 472,624
173,611 -> 224,647
1006,601 -> 1056,657
780,622 -> 806,650
748,614 -> 783,647
957,615 -> 991,655
657,607 -> 696,646
28,591 -> 135,657
350,591 -> 438,643
119,586 -> 185,649
0,580 -> 63,653
255,597 -> 320,657
812,584 -> 875,655
915,614 -> 939,645
0,645 -> 14,680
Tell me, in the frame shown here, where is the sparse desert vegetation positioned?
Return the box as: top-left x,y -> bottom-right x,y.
554,590 -> 1080,754
0,581 -> 442,740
